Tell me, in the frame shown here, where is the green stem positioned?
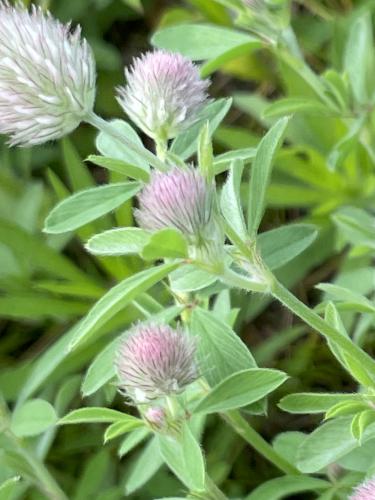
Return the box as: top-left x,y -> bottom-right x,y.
85,113 -> 168,172
155,136 -> 168,162
271,278 -> 375,384
223,410 -> 299,475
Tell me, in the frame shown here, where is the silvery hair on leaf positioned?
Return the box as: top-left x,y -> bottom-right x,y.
0,1 -> 96,146
116,323 -> 198,404
116,50 -> 209,140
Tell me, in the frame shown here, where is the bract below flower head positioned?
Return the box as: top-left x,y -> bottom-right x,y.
0,1 -> 96,146
351,477 -> 375,500
135,167 -> 214,242
116,323 -> 198,404
116,50 -> 209,140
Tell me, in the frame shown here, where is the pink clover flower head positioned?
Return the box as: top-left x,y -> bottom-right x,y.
351,477 -> 375,500
116,323 -> 198,403
0,2 -> 96,146
116,50 -> 209,139
135,167 -> 214,242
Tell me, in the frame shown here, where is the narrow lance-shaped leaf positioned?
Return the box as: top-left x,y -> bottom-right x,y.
44,182 -> 141,234
69,261 -> 179,350
220,159 -> 247,242
152,23 -> 258,61
195,368 -> 288,414
247,117 -> 289,239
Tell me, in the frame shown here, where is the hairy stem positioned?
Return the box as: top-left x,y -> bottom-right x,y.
222,410 -> 299,475
270,278 -> 375,384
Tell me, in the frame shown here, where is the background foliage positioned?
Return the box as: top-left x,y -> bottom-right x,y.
1,0 -> 375,499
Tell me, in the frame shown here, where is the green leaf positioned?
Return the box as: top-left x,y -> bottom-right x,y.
59,407 -> 129,425
245,476 -> 330,500
190,308 -> 257,387
220,160 -> 247,241
11,399 -> 57,437
170,264 -> 217,293
263,98 -> 333,119
124,437 -> 163,494
0,477 -> 21,500
118,427 -> 150,457
297,416 -> 375,473
214,147 -> 256,174
69,262 -> 178,350
61,137 -> 95,190
344,13 -> 374,105
351,410 -> 375,442
104,418 -> 144,443
81,338 -> 119,397
325,401 -> 369,420
279,393 -> 364,414
44,182 -> 141,234
317,283 -> 375,313
152,23 -> 258,60
197,121 -> 214,181
332,206 -> 375,249
87,155 -> 150,182
195,368 -> 287,414
171,98 -> 232,160
73,449 -> 111,500
86,228 -> 150,256
341,351 -> 375,388
247,117 -> 289,239
0,218 -> 90,283
158,422 -> 205,491
96,119 -> 150,172
258,223 -> 318,270
141,228 -> 188,260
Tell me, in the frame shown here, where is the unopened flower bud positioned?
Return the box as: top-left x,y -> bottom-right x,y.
116,323 -> 198,403
144,407 -> 166,429
0,2 -> 96,146
116,50 -> 209,140
135,167 -> 214,241
351,477 -> 375,500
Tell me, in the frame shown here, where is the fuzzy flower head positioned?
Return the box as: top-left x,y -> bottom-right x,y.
135,167 -> 215,244
116,50 -> 209,140
116,323 -> 198,403
0,2 -> 96,146
351,477 -> 375,500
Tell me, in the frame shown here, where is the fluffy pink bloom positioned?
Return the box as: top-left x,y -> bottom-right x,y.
116,323 -> 198,403
0,2 -> 95,146
116,50 -> 209,139
135,167 -> 214,241
351,477 -> 375,500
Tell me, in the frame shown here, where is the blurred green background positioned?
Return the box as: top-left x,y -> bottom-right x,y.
1,0 -> 373,498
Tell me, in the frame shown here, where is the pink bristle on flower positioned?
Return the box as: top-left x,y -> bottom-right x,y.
351,477 -> 375,500
0,2 -> 96,146
116,323 -> 198,403
135,167 -> 214,240
116,50 -> 209,139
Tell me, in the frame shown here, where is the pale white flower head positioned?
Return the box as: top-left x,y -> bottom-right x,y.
0,2 -> 96,146
116,50 -> 209,140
